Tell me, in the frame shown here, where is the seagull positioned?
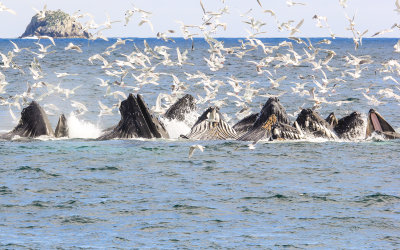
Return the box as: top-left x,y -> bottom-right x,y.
88,54 -> 112,68
188,144 -> 204,158
35,42 -> 53,53
124,9 -> 134,26
289,19 -> 304,36
33,4 -> 47,20
339,0 -> 348,8
97,77 -> 109,87
10,41 -> 29,53
286,0 -> 306,7
0,2 -> 16,15
268,76 -> 287,88
98,101 -> 113,116
65,42 -> 82,53
54,72 -> 78,78
394,40 -> 400,53
362,92 -> 385,106
71,100 -> 88,115
36,35 -> 56,46
395,0 -> 400,14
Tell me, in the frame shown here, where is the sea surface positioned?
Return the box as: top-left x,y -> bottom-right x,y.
0,37 -> 400,248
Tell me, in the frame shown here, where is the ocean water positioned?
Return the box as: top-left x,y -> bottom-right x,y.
0,37 -> 400,248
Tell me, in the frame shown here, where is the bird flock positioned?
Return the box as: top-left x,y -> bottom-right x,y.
1,0 -> 400,155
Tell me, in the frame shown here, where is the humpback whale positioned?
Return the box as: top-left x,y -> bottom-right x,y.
0,101 -> 54,140
334,111 -> 365,140
1,94 -> 398,142
183,106 -> 238,140
98,93 -> 169,140
164,94 -> 196,121
232,113 -> 258,137
366,109 -> 400,139
295,108 -> 337,139
325,112 -> 338,127
238,97 -> 302,141
55,114 -> 69,138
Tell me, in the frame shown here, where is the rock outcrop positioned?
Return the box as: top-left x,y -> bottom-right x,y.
20,9 -> 90,38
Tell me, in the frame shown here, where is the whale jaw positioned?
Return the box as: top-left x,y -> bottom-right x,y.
366,109 -> 400,139
1,101 -> 54,140
98,94 -> 169,140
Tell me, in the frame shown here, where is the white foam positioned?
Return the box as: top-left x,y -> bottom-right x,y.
161,117 -> 191,139
67,112 -> 102,139
161,111 -> 200,139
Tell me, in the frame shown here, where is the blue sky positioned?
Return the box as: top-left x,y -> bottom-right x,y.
0,0 -> 398,38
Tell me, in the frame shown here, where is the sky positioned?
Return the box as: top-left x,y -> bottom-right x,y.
0,0 -> 398,38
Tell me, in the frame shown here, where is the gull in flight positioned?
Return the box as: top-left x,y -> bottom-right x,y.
10,41 -> 30,53
268,76 -> 287,88
54,72 -> 78,78
65,42 -> 82,53
71,100 -> 88,115
188,144 -> 204,158
286,0 -> 306,7
35,42 -> 53,53
33,4 -> 47,20
339,0 -> 348,8
395,0 -> 400,14
0,2 -> 16,15
98,101 -> 114,116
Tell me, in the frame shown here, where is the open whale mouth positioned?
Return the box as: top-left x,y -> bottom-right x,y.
366,109 -> 397,138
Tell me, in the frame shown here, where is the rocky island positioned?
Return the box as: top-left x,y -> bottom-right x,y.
20,9 -> 91,38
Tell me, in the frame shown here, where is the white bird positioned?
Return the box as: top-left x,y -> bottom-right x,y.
9,108 -> 18,124
268,76 -> 287,88
36,35 -> 56,46
32,4 -> 47,20
97,77 -> 109,87
124,9 -> 134,26
98,101 -> 114,116
362,92 -> 385,106
0,2 -> 16,15
286,0 -> 306,7
289,19 -> 304,36
188,144 -> 204,158
0,51 -> 14,68
339,0 -> 348,8
88,54 -> 112,68
35,42 -> 53,53
395,0 -> 400,14
383,75 -> 399,84
10,41 -> 29,53
65,42 -> 82,53
54,72 -> 78,78
394,40 -> 400,53
71,100 -> 88,115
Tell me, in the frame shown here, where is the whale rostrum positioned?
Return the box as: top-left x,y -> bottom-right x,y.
1,101 -> 54,140
98,93 -> 169,140
55,114 -> 69,138
1,94 -> 399,141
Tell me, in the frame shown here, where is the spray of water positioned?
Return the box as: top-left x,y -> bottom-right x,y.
161,111 -> 199,139
67,112 -> 102,139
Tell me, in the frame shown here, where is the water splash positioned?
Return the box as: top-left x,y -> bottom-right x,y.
67,112 -> 102,139
160,111 -> 200,139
